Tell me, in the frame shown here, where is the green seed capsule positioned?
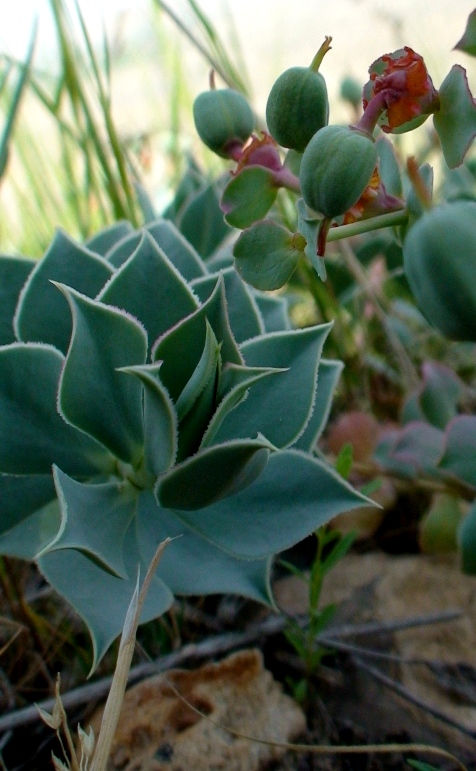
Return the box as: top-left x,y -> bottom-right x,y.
403,200 -> 476,341
193,88 -> 254,158
266,67 -> 329,152
299,125 -> 378,218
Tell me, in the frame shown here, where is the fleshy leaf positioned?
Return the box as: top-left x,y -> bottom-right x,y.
175,320 -> 220,421
438,415 -> 476,487
156,437 -> 274,511
213,324 -> 332,448
39,531 -> 173,672
0,499 -> 60,559
84,221 -> 134,256
296,198 -> 326,281
0,256 -> 34,344
57,285 -> 147,464
173,449 -> 371,559
376,135 -> 403,197
433,65 -> 476,168
176,355 -> 219,461
152,275 -> 242,401
39,467 -> 138,579
293,359 -> 344,452
221,167 -> 278,228
15,229 -> 113,354
454,9 -> 476,57
120,363 -> 177,478
402,361 -> 464,430
0,474 -> 56,536
201,364 -> 286,448
98,232 -> 198,353
146,220 -> 207,280
253,293 -> 291,332
0,343 -> 113,475
386,421 -> 444,475
178,181 -> 231,258
234,220 -> 304,290
105,232 -> 142,268
191,266 -> 264,343
137,491 -> 272,604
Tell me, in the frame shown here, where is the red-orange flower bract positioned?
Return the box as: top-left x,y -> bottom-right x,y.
362,47 -> 439,134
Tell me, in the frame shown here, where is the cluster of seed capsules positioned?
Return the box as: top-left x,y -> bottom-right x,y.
193,43 -> 476,343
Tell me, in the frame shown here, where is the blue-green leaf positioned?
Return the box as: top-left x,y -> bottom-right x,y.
152,276 -> 242,401
191,266 -> 264,343
438,416 -> 476,487
98,232 -> 198,354
137,492 -> 272,604
105,232 -> 142,268
84,221 -> 134,256
201,364 -> 286,448
0,499 -> 60,559
234,220 -> 303,290
156,437 -> 274,510
293,359 -> 344,452
0,343 -> 113,475
296,199 -> 326,281
173,449 -> 371,559
0,474 -> 55,536
39,467 -> 138,579
175,319 -> 220,421
253,292 -> 291,332
402,361 -> 464,430
0,256 -> 34,344
222,167 -> 278,229
178,181 -> 232,258
39,532 -> 173,672
15,230 -> 113,354
213,324 -> 332,448
454,9 -> 476,57
146,220 -> 207,280
57,285 -> 147,464
120,363 -> 178,478
0,474 -> 57,558
433,65 -> 476,168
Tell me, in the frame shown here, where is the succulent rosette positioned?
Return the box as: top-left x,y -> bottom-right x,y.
0,219 -> 368,669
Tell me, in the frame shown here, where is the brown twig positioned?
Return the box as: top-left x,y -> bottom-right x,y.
353,654 -> 476,742
0,608 -> 463,734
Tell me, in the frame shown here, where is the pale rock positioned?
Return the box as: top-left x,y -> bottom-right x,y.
88,648 -> 306,770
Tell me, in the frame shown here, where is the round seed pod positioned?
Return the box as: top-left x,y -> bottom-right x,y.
266,67 -> 329,152
403,200 -> 476,341
193,88 -> 254,158
299,125 -> 378,218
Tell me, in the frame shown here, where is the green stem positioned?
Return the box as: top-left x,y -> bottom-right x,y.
327,209 -> 408,244
310,36 -> 332,72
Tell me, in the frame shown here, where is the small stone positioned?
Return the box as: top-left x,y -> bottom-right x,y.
88,648 -> 306,770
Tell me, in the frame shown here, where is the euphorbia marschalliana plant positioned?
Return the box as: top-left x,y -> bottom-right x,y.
192,10 -> 476,571
0,217 -> 369,671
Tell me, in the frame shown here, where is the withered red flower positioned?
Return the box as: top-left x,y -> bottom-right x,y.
342,162 -> 404,224
362,47 -> 439,134
233,132 -> 283,174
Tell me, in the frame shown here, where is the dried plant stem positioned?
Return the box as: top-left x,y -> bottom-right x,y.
89,537 -> 171,771
1,609 -> 462,734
